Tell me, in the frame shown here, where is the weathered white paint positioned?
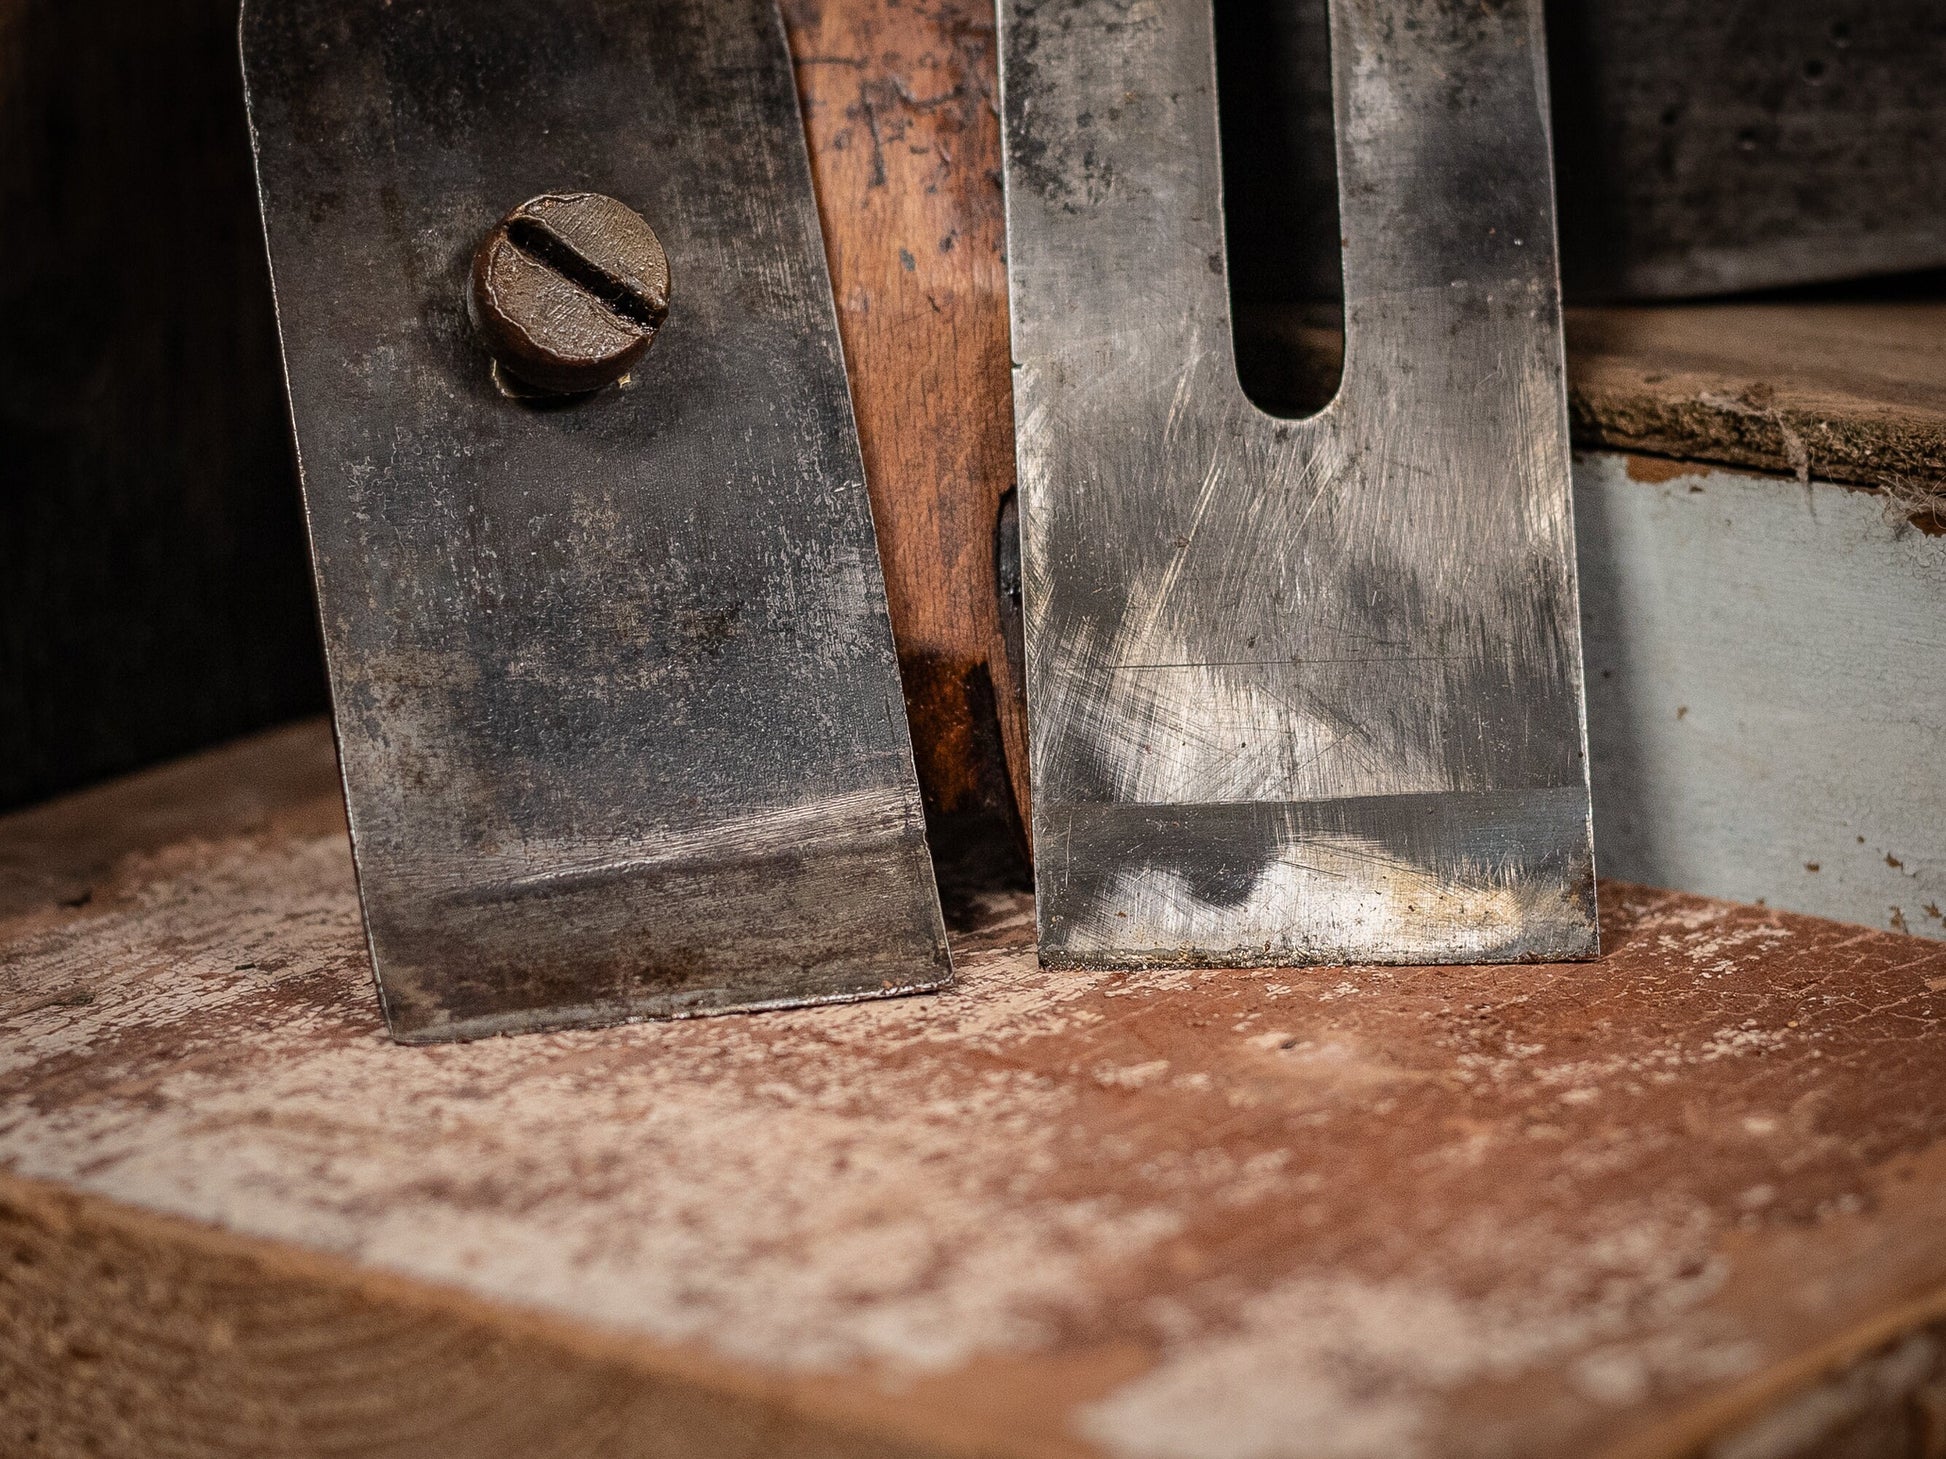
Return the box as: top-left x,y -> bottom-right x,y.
6,767 -> 1946,1459
1577,452 -> 1946,940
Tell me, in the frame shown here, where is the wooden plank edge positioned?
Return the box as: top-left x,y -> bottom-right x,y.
1565,380 -> 1946,538
1230,302 -> 1946,535
11,1165 -> 1946,1459
1603,1292 -> 1946,1459
0,1169 -> 996,1459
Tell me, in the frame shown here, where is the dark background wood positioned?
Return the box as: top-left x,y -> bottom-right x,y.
1214,0 -> 1946,309
0,0 -> 327,812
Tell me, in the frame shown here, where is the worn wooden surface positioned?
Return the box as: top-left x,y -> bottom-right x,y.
6,721 -> 1946,1458
1566,304 -> 1946,512
783,0 -> 1030,868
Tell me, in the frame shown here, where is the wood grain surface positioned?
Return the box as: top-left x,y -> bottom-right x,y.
1564,304 -> 1946,521
6,720 -> 1946,1459
783,0 -> 1031,869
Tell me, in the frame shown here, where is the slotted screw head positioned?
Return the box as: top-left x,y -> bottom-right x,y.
468,192 -> 671,395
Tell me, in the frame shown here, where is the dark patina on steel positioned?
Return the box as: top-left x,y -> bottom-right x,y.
999,0 -> 1599,969
242,0 -> 951,1042
469,191 -> 670,395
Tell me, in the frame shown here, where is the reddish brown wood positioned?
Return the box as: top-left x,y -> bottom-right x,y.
6,722 -> 1946,1457
781,0 -> 1030,864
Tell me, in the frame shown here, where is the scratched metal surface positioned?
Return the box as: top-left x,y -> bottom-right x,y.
999,0 -> 1597,968
242,0 -> 950,1042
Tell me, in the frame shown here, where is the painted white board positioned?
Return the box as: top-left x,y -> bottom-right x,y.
1577,451 -> 1945,939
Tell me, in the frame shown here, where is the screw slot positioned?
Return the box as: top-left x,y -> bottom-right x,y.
504,215 -> 666,334
469,191 -> 670,396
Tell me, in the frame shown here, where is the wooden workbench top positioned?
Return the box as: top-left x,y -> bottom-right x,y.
4,720 -> 1945,1458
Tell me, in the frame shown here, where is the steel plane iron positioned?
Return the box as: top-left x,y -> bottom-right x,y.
998,0 -> 1600,968
244,0 -> 952,1041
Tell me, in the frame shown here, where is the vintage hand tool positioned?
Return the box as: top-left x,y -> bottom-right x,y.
999,0 -> 1599,968
243,0 -> 951,1041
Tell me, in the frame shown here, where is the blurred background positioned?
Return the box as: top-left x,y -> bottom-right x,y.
2,0 -> 1941,809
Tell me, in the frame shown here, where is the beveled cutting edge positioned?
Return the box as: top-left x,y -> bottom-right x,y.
998,0 -> 1598,968
243,0 -> 951,1041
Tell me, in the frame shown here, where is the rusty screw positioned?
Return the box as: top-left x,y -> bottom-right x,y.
468,191 -> 670,395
